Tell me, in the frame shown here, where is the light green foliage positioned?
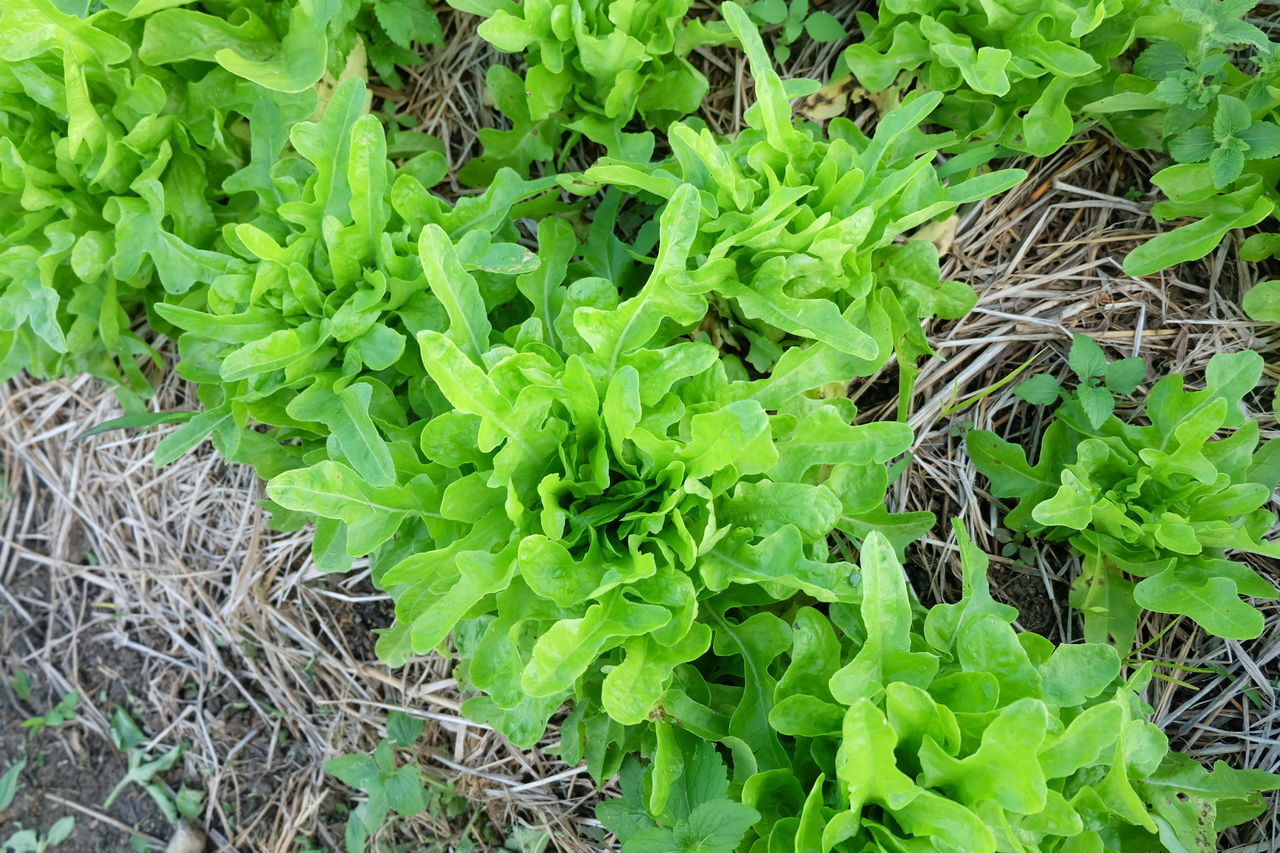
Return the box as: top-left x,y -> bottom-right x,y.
1098,0 -> 1280,275
6,1 -> 1280,846
969,345 -> 1279,648
19,691 -> 78,738
603,527 -> 1280,852
263,165 -> 929,739
448,0 -> 732,183
152,74 -> 934,748
585,3 -> 1024,400
1243,279 -> 1280,322
0,0 -> 315,404
156,77 -> 517,482
1093,0 -> 1278,167
396,326 -> 923,742
135,0 -> 345,94
843,0 -> 1150,156
845,0 -> 1280,279
135,0 -> 440,93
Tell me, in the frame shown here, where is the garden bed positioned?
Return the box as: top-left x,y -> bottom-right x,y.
2,2 -> 1279,851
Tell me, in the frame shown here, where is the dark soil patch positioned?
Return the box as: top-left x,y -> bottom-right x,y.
329,581 -> 396,664
991,568 -> 1064,638
0,712 -> 168,852
1,564 -> 173,852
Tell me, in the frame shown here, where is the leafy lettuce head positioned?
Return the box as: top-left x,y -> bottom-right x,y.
0,0 -> 315,402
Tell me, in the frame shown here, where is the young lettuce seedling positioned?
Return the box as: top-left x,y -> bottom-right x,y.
969,341 -> 1280,649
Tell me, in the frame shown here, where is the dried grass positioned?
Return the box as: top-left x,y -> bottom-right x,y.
2,12 -> 1279,852
0,370 -> 605,852
374,8 -> 511,199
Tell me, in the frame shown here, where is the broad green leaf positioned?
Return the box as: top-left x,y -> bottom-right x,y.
1068,334 -> 1107,380
830,533 -> 938,701
1242,280 -> 1280,322
1123,197 -> 1272,275
603,625 -> 712,726
1015,373 -> 1061,405
1133,570 -> 1265,639
523,590 -> 672,697
835,699 -> 917,813
420,225 -> 492,362
213,0 -> 342,93
919,697 -> 1051,814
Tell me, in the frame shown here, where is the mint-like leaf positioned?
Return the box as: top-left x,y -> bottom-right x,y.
1067,334 -> 1107,381
1014,374 -> 1061,406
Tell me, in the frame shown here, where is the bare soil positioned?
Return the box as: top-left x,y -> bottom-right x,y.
1,547 -> 172,851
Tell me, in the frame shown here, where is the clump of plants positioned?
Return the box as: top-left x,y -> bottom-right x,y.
583,2 -> 1025,411
1090,0 -> 1280,275
136,0 -> 442,93
0,0 -> 316,403
449,0 -> 733,183
844,0 -> 1280,284
3,2 -> 1279,851
601,526 -> 1280,851
841,0 -> 1150,156
742,0 -> 846,64
968,336 -> 1279,648
155,77 -> 549,482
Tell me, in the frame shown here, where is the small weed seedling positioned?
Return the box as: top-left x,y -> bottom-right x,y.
2,817 -> 75,853
1012,334 -> 1146,426
104,709 -> 203,825
20,692 -> 78,739
743,0 -> 845,63
9,671 -> 33,702
325,712 -> 469,852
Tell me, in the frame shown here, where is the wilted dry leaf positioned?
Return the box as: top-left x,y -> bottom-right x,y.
911,215 -> 959,257
798,74 -> 859,121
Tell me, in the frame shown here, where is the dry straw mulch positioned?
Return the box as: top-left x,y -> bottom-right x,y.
3,9 -> 1279,852
0,367 -> 604,852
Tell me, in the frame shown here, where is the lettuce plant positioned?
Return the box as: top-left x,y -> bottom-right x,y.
396,337 -> 922,744
156,78 -> 550,479
968,340 -> 1280,649
842,0 -> 1149,156
130,0 -> 346,94
581,2 -> 1024,411
843,0 -> 1280,279
603,526 -> 1280,852
153,78 -> 932,746
262,181 -> 933,744
133,0 -> 439,93
447,0 -> 732,183
0,0 -> 315,402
